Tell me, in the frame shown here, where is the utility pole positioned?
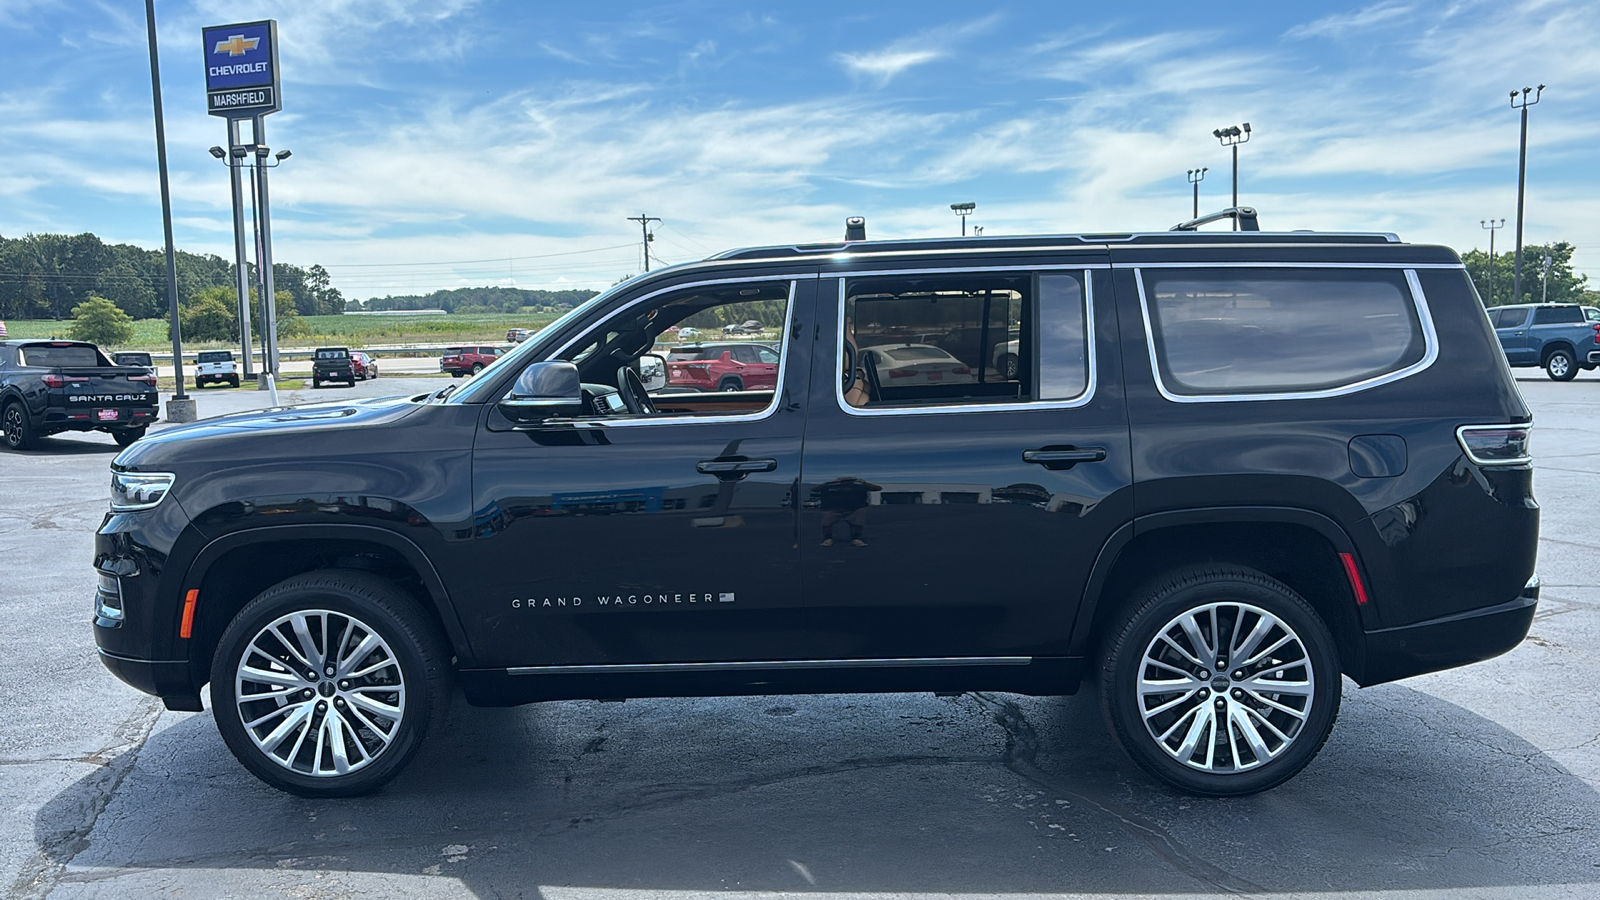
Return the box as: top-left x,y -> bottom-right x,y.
1213,123 -> 1251,230
1480,218 -> 1504,304
1187,167 -> 1208,219
1540,253 -> 1553,303
1510,85 -> 1545,304
627,214 -> 660,272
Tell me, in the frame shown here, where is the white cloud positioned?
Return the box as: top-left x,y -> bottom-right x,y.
835,14 -> 1002,88
1287,2 -> 1414,40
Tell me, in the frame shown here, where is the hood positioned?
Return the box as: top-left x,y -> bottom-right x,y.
114,393 -> 429,468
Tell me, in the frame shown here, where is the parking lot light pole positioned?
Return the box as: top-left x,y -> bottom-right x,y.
1213,123 -> 1251,230
210,138 -> 255,380
1187,167 -> 1208,219
951,202 -> 976,236
143,0 -> 195,421
1480,218 -> 1505,304
1510,85 -> 1545,304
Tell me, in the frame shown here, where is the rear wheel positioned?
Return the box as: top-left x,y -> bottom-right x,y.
112,426 -> 147,447
470,363 -> 484,375
3,401 -> 37,451
1545,348 -> 1577,381
229,376 -> 240,388
998,353 -> 1019,381
718,377 -> 743,392
1100,566 -> 1341,796
210,570 -> 451,797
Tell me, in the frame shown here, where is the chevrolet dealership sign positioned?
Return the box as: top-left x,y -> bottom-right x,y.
202,20 -> 280,118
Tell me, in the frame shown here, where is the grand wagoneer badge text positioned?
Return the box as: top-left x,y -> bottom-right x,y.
511,591 -> 735,610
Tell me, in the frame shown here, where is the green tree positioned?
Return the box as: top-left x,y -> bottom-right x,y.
1464,241 -> 1588,307
174,286 -> 239,342
275,290 -> 311,338
68,295 -> 135,346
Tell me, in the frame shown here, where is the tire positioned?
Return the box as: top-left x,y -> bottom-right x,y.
3,401 -> 37,451
1545,348 -> 1577,381
195,378 -> 206,389
1100,566 -> 1341,797
470,363 -> 484,375
210,570 -> 451,798
229,377 -> 240,388
998,353 -> 1019,381
312,379 -> 321,389
718,377 -> 743,392
112,426 -> 146,448
450,372 -> 463,378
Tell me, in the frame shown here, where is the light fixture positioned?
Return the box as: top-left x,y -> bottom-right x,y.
208,146 -> 226,159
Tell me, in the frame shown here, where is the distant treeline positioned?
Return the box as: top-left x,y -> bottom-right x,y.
0,232 -> 344,320
360,286 -> 598,313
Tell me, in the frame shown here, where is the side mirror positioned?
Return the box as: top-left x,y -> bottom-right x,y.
639,353 -> 667,393
500,360 -> 583,422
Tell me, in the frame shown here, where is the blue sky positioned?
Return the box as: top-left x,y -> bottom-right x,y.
2,0 -> 1596,301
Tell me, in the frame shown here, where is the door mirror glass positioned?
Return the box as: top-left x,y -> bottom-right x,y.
639,354 -> 667,393
500,360 -> 583,421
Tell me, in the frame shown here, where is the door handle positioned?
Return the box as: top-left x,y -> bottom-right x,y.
1023,447 -> 1107,469
697,458 -> 778,475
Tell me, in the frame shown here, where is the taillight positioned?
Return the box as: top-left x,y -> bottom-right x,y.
128,374 -> 157,386
888,368 -> 914,377
41,374 -> 88,388
952,366 -> 971,375
1456,424 -> 1532,466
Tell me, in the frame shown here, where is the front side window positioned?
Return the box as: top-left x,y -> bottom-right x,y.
551,280 -> 794,421
1142,268 -> 1428,398
840,270 -> 1089,410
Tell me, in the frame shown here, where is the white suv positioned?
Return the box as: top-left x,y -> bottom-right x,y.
194,350 -> 240,388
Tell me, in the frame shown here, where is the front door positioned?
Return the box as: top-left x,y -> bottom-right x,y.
458,274 -> 816,668
793,263 -> 1133,662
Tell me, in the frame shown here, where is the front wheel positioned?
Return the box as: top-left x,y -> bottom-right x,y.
1100,566 -> 1341,796
1545,349 -> 1577,381
210,570 -> 452,797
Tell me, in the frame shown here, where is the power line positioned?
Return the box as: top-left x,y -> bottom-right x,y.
319,243 -> 637,269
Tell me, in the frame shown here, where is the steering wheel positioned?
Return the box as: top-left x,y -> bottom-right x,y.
615,366 -> 657,415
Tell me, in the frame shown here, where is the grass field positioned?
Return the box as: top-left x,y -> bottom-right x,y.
4,311 -> 564,350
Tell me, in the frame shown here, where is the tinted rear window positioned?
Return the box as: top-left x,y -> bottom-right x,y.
1143,268 -> 1427,396
1532,306 -> 1583,325
197,351 -> 233,363
316,349 -> 349,359
19,344 -> 104,367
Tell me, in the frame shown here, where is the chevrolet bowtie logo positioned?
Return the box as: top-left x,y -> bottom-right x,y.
214,35 -> 260,56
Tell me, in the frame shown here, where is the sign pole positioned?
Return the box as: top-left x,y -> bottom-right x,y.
229,119 -> 255,380
255,116 -> 281,390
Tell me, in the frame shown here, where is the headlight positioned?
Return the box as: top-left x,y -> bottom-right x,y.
111,471 -> 176,511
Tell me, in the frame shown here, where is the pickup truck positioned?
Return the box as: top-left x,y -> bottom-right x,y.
194,350 -> 240,388
0,339 -> 159,449
312,347 -> 357,387
1489,303 -> 1600,381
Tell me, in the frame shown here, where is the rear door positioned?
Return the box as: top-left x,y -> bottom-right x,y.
793,256 -> 1133,662
1494,308 -> 1534,364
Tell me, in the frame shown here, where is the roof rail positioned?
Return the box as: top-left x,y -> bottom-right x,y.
1170,206 -> 1259,232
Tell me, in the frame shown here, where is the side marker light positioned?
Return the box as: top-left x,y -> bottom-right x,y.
1339,553 -> 1369,606
179,589 -> 199,638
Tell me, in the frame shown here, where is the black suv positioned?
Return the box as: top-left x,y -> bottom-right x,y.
311,347 -> 356,387
94,217 -> 1538,798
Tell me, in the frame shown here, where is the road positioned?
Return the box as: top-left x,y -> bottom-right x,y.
2,373 -> 1597,899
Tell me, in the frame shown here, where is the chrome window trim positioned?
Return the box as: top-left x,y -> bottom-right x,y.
523,275 -> 809,429
1456,423 -> 1534,467
834,267 -> 1098,417
1134,265 -> 1440,404
508,656 -> 1033,676
1129,261 -> 1464,269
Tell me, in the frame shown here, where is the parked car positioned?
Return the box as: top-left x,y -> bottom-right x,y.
440,345 -> 506,377
194,350 -> 240,388
351,351 -> 378,380
95,212 -> 1538,800
1488,303 -> 1600,380
859,343 -> 975,388
2,339 -> 158,448
311,347 -> 357,388
112,351 -> 156,377
507,328 -> 536,343
1584,306 -> 1600,324
664,341 -> 780,391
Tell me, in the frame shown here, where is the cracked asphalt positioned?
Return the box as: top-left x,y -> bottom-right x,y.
2,374 -> 1598,900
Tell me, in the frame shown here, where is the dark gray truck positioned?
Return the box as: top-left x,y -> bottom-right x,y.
1,340 -> 159,449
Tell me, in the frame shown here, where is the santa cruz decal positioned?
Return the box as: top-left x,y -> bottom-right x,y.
511,591 -> 735,611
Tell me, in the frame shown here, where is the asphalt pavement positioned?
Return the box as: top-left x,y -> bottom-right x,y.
2,372 -> 1598,899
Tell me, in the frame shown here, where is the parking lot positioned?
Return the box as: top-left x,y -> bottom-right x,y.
2,372 -> 1598,900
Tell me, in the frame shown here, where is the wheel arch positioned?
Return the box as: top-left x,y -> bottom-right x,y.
1070,508 -> 1369,680
182,524 -> 474,691
1540,341 -> 1576,364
